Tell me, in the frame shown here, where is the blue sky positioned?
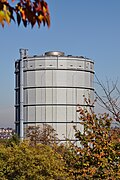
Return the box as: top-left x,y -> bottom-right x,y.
0,0 -> 120,127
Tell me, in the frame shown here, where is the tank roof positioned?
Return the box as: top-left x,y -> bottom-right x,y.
45,51 -> 65,56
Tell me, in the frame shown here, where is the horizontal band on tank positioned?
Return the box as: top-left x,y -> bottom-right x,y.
15,58 -> 94,65
23,68 -> 94,74
23,121 -> 83,124
23,86 -> 94,91
22,104 -> 94,107
15,121 -> 81,124
15,104 -> 94,107
14,87 -> 20,90
24,56 -> 94,63
14,87 -> 94,91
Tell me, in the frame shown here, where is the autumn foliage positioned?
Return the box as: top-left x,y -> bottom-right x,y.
26,124 -> 59,146
62,108 -> 120,179
0,109 -> 119,179
0,0 -> 50,27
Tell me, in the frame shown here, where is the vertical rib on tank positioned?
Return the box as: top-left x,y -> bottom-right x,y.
15,50 -> 94,141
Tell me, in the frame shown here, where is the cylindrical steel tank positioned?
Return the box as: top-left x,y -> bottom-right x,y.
15,50 -> 94,141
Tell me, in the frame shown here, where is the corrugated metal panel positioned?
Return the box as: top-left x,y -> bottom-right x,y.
28,89 -> 36,104
53,106 -> 57,122
27,71 -> 35,87
36,71 -> 46,86
66,88 -> 76,104
84,72 -> 90,87
46,88 -> 52,104
67,106 -> 73,121
57,88 -> 66,104
57,106 -> 66,122
36,106 -> 45,122
46,71 -> 53,86
28,106 -> 35,122
36,88 -> 45,104
75,71 -> 85,87
56,70 -> 67,86
53,89 -> 57,104
46,106 -> 53,122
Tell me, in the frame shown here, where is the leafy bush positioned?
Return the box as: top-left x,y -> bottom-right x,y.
0,141 -> 70,180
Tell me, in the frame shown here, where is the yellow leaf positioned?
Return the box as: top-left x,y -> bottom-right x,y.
43,6 -> 47,13
38,14 -> 44,21
0,5 -> 11,26
5,12 -> 11,24
0,10 -> 5,27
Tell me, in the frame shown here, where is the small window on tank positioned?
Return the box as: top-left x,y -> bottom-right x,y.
86,62 -> 89,69
90,64 -> 93,69
77,62 -> 83,68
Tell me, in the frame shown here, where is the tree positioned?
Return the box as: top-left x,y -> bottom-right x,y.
95,76 -> 120,125
5,134 -> 20,147
0,0 -> 50,28
58,108 -> 120,179
26,124 -> 59,146
0,141 -> 70,179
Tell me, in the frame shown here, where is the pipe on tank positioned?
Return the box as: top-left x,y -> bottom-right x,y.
19,49 -> 28,141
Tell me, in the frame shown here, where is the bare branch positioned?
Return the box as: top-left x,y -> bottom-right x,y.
95,74 -> 120,123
